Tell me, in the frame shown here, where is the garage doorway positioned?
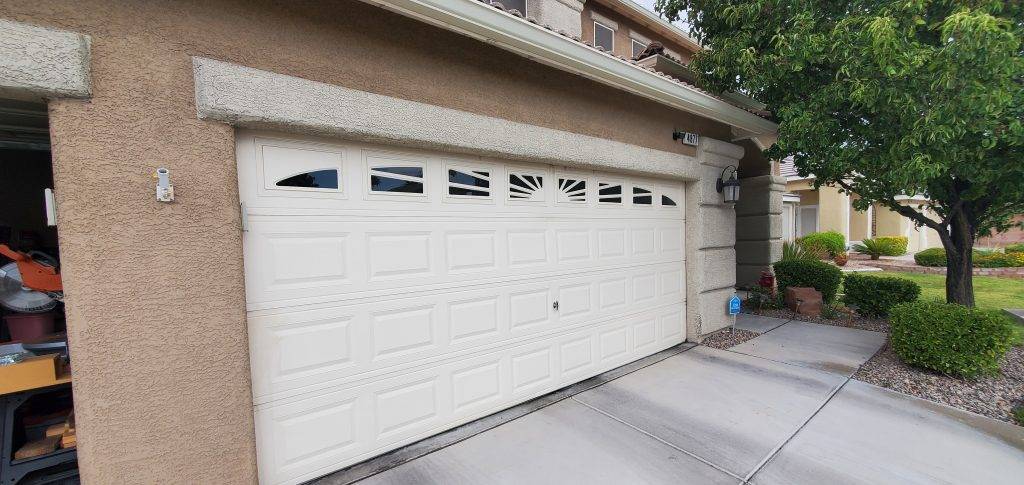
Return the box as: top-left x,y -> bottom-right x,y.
236,132 -> 688,484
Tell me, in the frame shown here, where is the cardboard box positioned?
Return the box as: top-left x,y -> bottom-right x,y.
0,354 -> 61,395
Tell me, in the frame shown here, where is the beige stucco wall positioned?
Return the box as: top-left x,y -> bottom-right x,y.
0,1 -> 740,483
849,195 -> 870,241
816,185 -> 849,238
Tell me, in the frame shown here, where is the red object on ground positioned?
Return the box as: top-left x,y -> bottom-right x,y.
4,312 -> 56,341
758,271 -> 775,292
784,287 -> 823,317
0,244 -> 63,293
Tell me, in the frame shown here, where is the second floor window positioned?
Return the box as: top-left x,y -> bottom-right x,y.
594,21 -> 614,51
631,39 -> 647,59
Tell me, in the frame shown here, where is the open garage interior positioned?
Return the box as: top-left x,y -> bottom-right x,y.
0,99 -> 79,483
238,132 -> 688,484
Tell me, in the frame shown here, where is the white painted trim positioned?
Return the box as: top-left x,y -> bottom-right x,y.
631,38 -> 647,58
841,191 -> 851,246
0,19 -> 91,100
629,30 -> 651,46
782,193 -> 801,203
589,11 -> 619,31
866,204 -> 875,238
357,0 -> 777,135
193,57 -> 712,180
593,20 -> 615,51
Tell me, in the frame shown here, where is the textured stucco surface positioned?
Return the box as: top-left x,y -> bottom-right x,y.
528,0 -> 584,37
0,0 -> 742,483
194,57 -> 701,180
736,174 -> 785,287
0,18 -> 90,100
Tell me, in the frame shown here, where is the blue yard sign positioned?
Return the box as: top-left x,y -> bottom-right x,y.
728,295 -> 741,315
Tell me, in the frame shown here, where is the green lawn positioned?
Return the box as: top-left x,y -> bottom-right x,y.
873,271 -> 1024,345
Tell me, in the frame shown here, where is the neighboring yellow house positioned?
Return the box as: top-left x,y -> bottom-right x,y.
779,158 -> 942,253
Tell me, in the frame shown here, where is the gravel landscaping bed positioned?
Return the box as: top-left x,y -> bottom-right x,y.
751,307 -> 890,333
855,343 -> 1024,425
700,327 -> 760,350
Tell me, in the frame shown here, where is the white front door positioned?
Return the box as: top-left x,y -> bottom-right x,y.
236,132 -> 687,484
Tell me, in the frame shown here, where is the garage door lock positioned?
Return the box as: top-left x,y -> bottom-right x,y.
552,301 -> 559,311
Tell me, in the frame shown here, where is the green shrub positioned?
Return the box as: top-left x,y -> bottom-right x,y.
1006,243 -> 1024,255
853,238 -> 890,260
875,236 -> 909,255
797,231 -> 846,257
842,273 -> 920,317
781,241 -> 820,261
914,247 -> 947,266
974,252 -> 1024,267
773,259 -> 843,303
890,301 -> 1014,378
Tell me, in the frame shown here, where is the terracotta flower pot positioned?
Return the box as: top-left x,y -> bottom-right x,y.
3,313 -> 55,342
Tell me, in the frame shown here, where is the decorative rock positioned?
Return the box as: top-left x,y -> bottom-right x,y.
784,287 -> 823,317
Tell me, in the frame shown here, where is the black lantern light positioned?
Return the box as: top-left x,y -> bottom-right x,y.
716,165 -> 740,204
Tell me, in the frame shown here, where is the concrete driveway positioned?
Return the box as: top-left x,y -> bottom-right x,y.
332,315 -> 1024,485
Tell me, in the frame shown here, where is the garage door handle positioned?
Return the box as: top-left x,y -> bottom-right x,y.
552,301 -> 559,311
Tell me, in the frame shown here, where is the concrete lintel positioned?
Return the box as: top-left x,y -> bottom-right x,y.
192,57 -> 705,180
0,19 -> 91,101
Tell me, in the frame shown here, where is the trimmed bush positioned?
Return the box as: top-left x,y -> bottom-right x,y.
797,231 -> 846,257
974,252 -> 1024,267
914,247 -> 947,266
773,259 -> 843,303
842,273 -> 920,317
1006,243 -> 1024,255
875,236 -> 908,256
914,247 -> 1024,267
890,301 -> 1014,378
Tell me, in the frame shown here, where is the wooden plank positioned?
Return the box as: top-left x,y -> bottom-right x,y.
15,435 -> 60,460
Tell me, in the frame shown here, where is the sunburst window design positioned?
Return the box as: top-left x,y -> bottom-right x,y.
598,182 -> 622,203
275,169 -> 339,190
662,195 -> 678,206
633,186 -> 653,205
558,178 -> 587,203
509,173 -> 544,201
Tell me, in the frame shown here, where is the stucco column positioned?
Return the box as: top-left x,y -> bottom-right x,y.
734,174 -> 785,287
685,138 -> 742,339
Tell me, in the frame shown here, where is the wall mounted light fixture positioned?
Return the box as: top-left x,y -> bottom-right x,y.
716,165 -> 740,204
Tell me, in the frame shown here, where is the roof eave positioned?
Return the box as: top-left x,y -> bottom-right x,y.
357,0 -> 778,135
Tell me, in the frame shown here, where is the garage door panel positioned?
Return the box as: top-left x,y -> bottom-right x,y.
245,218 -> 684,309
249,264 -> 683,402
239,135 -> 689,485
254,302 -> 685,485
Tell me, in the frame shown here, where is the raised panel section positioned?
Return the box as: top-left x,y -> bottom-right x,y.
597,229 -> 626,258
635,318 -> 657,349
632,228 -> 656,256
599,327 -> 629,361
264,234 -> 349,289
511,348 -> 553,391
446,232 -> 496,272
452,362 -> 501,411
449,297 -> 499,343
556,230 -> 591,262
560,337 -> 593,374
661,269 -> 684,297
509,290 -> 549,329
633,274 -> 656,303
507,230 -> 547,266
273,318 -> 353,378
367,232 -> 432,280
375,379 -> 438,437
557,283 -> 591,317
372,307 -> 435,359
660,226 -> 683,254
659,309 -> 684,340
598,279 -> 627,310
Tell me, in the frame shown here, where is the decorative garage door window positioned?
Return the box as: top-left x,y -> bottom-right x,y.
598,182 -> 622,203
633,186 -> 653,205
447,167 -> 491,197
370,166 -> 424,194
662,194 -> 678,206
508,172 -> 544,201
275,169 -> 339,189
557,178 -> 587,203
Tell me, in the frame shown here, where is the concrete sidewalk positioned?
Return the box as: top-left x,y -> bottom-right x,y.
339,318 -> 1024,485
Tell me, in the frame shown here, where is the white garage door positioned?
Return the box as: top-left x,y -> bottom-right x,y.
237,133 -> 687,484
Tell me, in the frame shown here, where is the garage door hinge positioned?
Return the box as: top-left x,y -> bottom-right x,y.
240,202 -> 249,232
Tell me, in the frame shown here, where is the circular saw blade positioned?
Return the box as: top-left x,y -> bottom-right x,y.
0,261 -> 58,313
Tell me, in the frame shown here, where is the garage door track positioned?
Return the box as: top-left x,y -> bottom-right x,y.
335,317 -> 1024,485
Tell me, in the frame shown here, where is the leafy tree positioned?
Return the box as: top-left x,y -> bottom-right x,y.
656,0 -> 1024,306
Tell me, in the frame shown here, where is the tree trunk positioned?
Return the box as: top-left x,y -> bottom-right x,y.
942,212 -> 976,307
